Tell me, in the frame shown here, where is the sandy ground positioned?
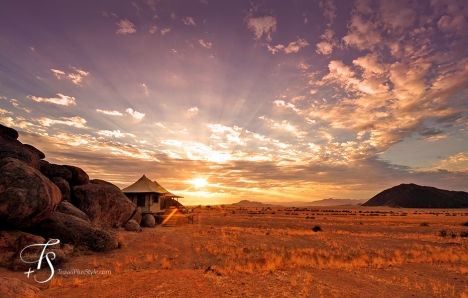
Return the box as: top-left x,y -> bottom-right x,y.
1,206 -> 468,298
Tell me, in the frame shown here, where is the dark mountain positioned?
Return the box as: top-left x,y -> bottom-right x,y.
305,198 -> 367,206
363,183 -> 468,208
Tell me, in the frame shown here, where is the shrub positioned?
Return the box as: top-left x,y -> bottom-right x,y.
462,222 -> 468,227
420,222 -> 430,227
439,229 -> 447,237
312,225 -> 322,232
460,231 -> 468,238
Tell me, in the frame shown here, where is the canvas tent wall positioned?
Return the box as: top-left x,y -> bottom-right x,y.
121,175 -> 183,214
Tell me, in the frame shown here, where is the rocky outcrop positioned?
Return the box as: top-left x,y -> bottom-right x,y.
363,183 -> 468,208
0,277 -> 40,298
0,124 -> 19,139
124,219 -> 141,232
57,201 -> 90,221
30,212 -> 118,252
40,160 -> 72,181
51,177 -> 71,201
63,165 -> 89,186
141,214 -> 156,228
129,207 -> 142,225
0,136 -> 44,170
0,158 -> 61,229
72,179 -> 136,228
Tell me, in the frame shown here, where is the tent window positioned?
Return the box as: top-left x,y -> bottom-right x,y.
137,194 -> 146,207
153,195 -> 159,203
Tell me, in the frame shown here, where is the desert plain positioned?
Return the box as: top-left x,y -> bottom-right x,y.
1,205 -> 468,298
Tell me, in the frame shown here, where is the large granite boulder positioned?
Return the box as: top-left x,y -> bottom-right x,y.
39,160 -> 72,181
50,177 -> 71,201
63,165 -> 89,186
0,158 -> 61,229
30,212 -> 118,252
57,201 -> 90,221
0,135 -> 44,170
124,219 -> 141,232
0,277 -> 40,298
72,179 -> 136,228
129,207 -> 142,225
141,214 -> 156,228
0,123 -> 19,139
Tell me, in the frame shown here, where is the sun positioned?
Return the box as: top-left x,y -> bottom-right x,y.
191,178 -> 208,188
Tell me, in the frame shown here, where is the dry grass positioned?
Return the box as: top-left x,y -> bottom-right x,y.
161,257 -> 171,270
49,277 -> 63,289
117,235 -> 127,248
115,261 -> 123,274
73,277 -> 83,287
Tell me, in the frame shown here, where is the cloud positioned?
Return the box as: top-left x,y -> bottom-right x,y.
97,130 -> 135,138
316,41 -> 334,55
10,99 -> 32,113
149,25 -> 158,34
182,17 -> 196,26
342,15 -> 381,50
116,19 -> 136,34
38,116 -> 87,128
161,28 -> 171,35
96,109 -> 123,116
246,16 -> 277,41
0,108 -> 12,115
187,107 -> 199,115
143,0 -> 157,11
320,0 -> 337,26
198,39 -> 212,49
126,108 -> 145,119
142,83 -> 149,95
267,38 -> 309,54
28,93 -> 76,106
50,67 -> 89,85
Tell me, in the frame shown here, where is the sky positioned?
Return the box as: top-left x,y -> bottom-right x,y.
1,0 -> 468,205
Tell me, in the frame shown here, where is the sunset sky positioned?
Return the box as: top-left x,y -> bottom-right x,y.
1,0 -> 467,204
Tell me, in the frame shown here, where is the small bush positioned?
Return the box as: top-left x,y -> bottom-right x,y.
420,222 -> 430,227
117,235 -> 127,248
312,225 -> 322,232
439,229 -> 447,237
462,222 -> 468,227
460,231 -> 468,238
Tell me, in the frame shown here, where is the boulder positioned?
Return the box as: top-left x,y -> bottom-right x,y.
63,165 -> 89,186
0,277 -> 40,298
124,219 -> 141,232
40,160 -> 72,181
141,214 -> 156,228
0,135 -> 44,170
0,158 -> 62,229
30,211 -> 118,252
129,207 -> 142,225
0,123 -> 19,140
57,201 -> 90,221
51,177 -> 71,201
72,179 -> 136,228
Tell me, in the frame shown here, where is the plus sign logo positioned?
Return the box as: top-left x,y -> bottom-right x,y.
20,239 -> 60,283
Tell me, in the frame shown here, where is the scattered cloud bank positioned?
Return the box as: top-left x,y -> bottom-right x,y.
28,93 -> 76,106
116,19 -> 136,34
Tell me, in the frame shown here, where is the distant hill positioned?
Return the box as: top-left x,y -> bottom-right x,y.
230,198 -> 366,207
230,200 -> 280,207
363,183 -> 468,208
305,198 -> 367,206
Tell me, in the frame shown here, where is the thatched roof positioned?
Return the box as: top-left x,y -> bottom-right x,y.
122,175 -> 183,198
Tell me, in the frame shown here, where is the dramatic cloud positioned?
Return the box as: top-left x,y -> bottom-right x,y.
97,130 -> 135,138
51,67 -> 89,85
96,109 -> 123,116
267,38 -> 309,54
10,99 -> 32,113
28,93 -> 76,106
126,108 -> 145,119
116,19 -> 136,34
38,116 -> 87,128
246,16 -> 277,41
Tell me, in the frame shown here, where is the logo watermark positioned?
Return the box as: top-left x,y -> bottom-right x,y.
20,238 -> 112,283
20,238 -> 60,283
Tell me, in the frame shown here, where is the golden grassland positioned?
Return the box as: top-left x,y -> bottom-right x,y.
1,205 -> 468,297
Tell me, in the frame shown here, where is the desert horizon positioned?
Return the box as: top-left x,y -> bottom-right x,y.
1,0 -> 468,297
